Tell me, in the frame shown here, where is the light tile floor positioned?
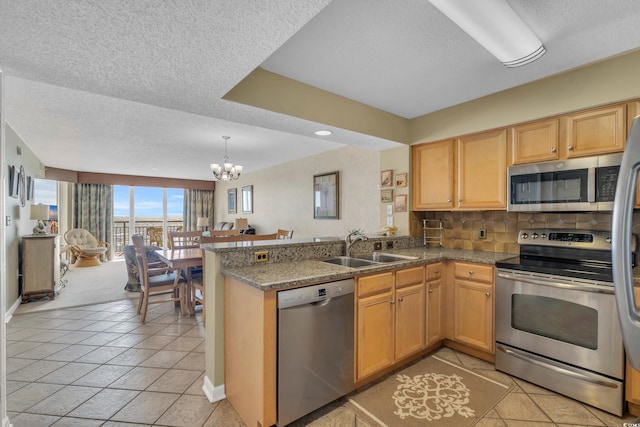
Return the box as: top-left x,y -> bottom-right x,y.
6,299 -> 640,426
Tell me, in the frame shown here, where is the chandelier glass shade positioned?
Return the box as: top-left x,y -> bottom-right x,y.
210,136 -> 243,181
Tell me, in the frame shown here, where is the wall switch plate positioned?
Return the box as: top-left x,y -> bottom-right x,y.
386,216 -> 393,226
374,242 -> 382,250
479,229 -> 487,239
386,204 -> 393,215
254,251 -> 269,263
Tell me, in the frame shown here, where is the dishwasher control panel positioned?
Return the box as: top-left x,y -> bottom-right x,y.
277,279 -> 355,309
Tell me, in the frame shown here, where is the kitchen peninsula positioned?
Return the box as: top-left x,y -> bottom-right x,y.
200,236 -> 515,427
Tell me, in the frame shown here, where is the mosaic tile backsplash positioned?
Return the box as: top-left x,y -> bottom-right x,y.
410,211 -> 640,254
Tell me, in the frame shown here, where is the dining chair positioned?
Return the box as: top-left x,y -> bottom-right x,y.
169,230 -> 205,320
169,230 -> 203,249
276,229 -> 293,239
132,234 -> 186,323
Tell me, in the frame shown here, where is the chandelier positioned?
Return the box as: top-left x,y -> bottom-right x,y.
210,136 -> 243,181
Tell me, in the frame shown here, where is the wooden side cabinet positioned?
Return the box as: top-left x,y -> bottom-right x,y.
22,234 -> 61,302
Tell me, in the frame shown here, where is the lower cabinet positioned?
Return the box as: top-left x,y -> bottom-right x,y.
426,262 -> 444,346
356,267 -> 425,381
451,261 -> 495,353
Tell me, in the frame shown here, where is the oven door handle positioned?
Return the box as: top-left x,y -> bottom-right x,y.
496,345 -> 619,388
496,271 -> 614,294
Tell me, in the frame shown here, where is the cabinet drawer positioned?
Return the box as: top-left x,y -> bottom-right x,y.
358,272 -> 394,298
396,266 -> 424,289
426,262 -> 444,281
454,262 -> 493,283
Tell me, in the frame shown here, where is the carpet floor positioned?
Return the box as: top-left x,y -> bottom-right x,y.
15,258 -> 136,315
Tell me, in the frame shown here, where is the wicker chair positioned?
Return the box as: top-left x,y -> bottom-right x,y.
64,228 -> 110,267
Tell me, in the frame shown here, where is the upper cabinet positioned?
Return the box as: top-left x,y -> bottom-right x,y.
559,104 -> 626,158
456,129 -> 507,210
412,129 -> 507,211
411,140 -> 455,210
509,118 -> 559,165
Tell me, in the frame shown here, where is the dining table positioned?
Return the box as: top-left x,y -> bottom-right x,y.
155,248 -> 203,315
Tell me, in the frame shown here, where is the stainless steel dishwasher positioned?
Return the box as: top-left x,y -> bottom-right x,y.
277,278 -> 355,426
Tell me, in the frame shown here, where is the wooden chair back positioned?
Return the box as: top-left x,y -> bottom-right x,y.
276,229 -> 293,239
169,230 -> 203,249
146,226 -> 163,247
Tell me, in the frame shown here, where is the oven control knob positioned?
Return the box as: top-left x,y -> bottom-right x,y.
532,233 -> 539,239
540,233 -> 547,239
606,236 -> 612,244
521,233 -> 529,239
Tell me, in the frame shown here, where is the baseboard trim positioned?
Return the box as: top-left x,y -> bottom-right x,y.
202,375 -> 225,403
5,297 -> 20,323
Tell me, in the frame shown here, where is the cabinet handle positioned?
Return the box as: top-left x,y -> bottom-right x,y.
485,292 -> 491,297
398,297 -> 404,302
458,198 -> 462,203
468,270 -> 474,275
447,199 -> 452,203
434,270 -> 439,274
390,300 -> 395,305
429,288 -> 433,294
568,145 -> 574,150
551,147 -> 557,153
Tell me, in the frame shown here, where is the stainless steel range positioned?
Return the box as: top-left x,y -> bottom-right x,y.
495,229 -> 635,416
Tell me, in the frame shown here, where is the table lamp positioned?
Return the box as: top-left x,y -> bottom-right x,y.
197,217 -> 209,232
30,204 -> 49,234
235,217 -> 248,232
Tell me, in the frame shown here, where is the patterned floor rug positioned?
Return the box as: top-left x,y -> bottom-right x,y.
348,355 -> 511,427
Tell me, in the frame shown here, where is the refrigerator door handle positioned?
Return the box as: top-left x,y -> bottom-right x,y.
613,115 -> 640,371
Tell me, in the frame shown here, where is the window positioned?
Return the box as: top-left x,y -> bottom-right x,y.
33,179 -> 57,206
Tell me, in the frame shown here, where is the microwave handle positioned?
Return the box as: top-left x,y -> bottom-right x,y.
588,167 -> 596,202
613,115 -> 640,371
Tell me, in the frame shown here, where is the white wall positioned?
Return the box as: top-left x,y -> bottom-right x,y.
213,145 -> 384,239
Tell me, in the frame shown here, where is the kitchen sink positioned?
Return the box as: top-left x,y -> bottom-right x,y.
322,252 -> 417,268
322,256 -> 379,268
354,252 -> 418,263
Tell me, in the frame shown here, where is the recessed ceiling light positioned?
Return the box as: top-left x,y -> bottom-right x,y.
314,130 -> 332,136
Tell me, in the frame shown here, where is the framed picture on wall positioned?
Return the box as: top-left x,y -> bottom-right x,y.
314,171 -> 339,219
381,170 -> 393,188
394,194 -> 407,212
395,173 -> 407,188
381,189 -> 393,203
228,188 -> 237,214
8,165 -> 17,198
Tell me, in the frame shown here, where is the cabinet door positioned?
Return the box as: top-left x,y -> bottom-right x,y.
453,279 -> 494,353
509,119 -> 559,165
426,277 -> 444,346
456,129 -> 507,210
357,291 -> 394,380
395,284 -> 425,361
411,140 -> 455,210
560,104 -> 626,158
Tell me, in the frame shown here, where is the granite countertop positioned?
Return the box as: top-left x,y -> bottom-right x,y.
222,248 -> 517,291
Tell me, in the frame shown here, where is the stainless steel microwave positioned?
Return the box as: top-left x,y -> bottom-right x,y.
507,153 -> 623,212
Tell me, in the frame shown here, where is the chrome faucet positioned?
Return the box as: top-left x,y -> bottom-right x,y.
345,231 -> 368,257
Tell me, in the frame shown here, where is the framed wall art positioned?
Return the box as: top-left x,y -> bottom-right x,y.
394,194 -> 407,212
381,169 -> 393,188
314,171 -> 339,219
8,165 -> 17,198
242,185 -> 253,214
228,188 -> 237,214
395,172 -> 407,188
381,188 -> 393,203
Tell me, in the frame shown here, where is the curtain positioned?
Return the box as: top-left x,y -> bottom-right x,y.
72,183 -> 113,260
183,189 -> 214,231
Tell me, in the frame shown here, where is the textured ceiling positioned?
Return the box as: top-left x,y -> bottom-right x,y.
1,1 -> 640,181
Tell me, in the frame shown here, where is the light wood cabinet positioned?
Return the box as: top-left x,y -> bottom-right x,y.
412,129 -> 507,211
426,262 -> 444,347
559,104 -> 626,158
21,234 -> 61,302
411,140 -> 455,210
452,261 -> 494,353
356,267 -> 425,381
456,129 -> 507,210
509,118 -> 559,165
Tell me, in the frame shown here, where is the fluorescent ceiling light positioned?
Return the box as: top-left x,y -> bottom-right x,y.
429,0 -> 545,67
314,130 -> 332,136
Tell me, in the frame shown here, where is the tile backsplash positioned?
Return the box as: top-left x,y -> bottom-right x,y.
410,211 -> 640,254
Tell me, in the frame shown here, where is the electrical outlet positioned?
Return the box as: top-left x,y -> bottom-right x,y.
374,242 -> 382,251
386,241 -> 394,249
254,251 -> 269,263
479,229 -> 487,240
